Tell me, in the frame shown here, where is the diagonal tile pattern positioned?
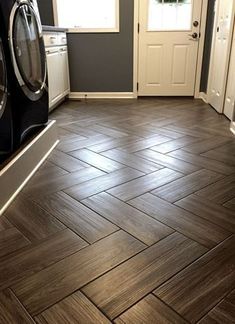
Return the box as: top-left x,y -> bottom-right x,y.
1,98 -> 235,323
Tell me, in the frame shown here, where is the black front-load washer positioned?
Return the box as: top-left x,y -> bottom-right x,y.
0,30 -> 13,164
0,0 -> 48,149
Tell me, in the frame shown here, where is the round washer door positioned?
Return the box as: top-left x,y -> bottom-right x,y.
0,39 -> 7,119
10,1 -> 46,101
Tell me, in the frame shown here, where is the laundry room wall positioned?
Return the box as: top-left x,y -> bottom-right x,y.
37,0 -> 54,26
37,0 -> 134,93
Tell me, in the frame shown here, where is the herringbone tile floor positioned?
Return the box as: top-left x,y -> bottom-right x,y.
1,97 -> 235,323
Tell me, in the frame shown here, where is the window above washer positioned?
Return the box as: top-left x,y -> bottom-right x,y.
53,0 -> 120,33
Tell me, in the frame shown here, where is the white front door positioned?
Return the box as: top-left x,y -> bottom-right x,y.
208,0 -> 235,113
138,0 -> 202,96
224,23 -> 235,120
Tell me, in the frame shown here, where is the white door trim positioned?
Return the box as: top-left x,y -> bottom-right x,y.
207,0 -> 235,113
194,0 -> 209,98
133,0 -> 139,98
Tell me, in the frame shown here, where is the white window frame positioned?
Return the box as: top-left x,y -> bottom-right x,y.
53,0 -> 120,33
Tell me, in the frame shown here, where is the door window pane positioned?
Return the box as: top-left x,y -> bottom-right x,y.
13,4 -> 46,92
148,0 -> 192,31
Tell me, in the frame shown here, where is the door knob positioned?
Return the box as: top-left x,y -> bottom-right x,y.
189,32 -> 198,40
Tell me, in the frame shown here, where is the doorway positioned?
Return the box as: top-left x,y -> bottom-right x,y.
137,0 -> 203,96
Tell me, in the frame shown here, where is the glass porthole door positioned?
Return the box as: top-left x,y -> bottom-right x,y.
10,1 -> 46,101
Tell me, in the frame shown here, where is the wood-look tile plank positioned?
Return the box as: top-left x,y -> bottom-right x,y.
181,136 -> 232,154
69,149 -> 124,173
24,167 -> 105,199
108,168 -> 183,201
82,232 -> 207,319
62,123 -> 100,137
115,294 -> 187,324
37,191 -> 118,244
151,135 -> 199,154
35,291 -> 111,324
129,193 -> 230,248
119,135 -> 171,153
82,192 -> 174,245
65,168 -> 143,201
136,149 -> 200,174
199,289 -> 235,324
48,149 -> 88,172
12,231 -> 146,316
196,174 -> 235,204
152,169 -> 223,203
176,194 -> 235,232
0,229 -> 87,290
5,197 -> 65,242
169,149 -> 235,175
88,135 -> 141,153
154,235 -> 235,323
0,289 -> 34,323
90,124 -> 129,138
0,228 -> 30,259
57,134 -> 111,153
0,216 -> 12,232
224,198 -> 235,211
202,148 -> 235,166
102,149 -> 163,173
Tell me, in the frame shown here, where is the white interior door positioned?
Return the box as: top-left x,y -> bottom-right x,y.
138,0 -> 202,96
208,0 -> 235,113
224,23 -> 235,120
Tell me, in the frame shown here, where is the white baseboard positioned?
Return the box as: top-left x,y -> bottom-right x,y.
230,121 -> 235,135
69,92 -> 137,99
0,120 -> 59,216
198,92 -> 208,103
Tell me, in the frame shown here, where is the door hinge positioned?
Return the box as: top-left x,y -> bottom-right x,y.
138,23 -> 140,34
137,82 -> 139,91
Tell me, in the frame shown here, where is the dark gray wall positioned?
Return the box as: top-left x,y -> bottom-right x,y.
37,0 -> 54,26
67,0 -> 134,92
200,0 -> 216,93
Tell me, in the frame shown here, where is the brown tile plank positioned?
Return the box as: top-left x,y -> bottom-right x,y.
64,168 -> 144,201
119,135 -> 171,153
181,136 -> 232,154
0,228 -> 30,259
136,149 -> 200,174
0,216 -> 12,232
0,289 -> 34,323
82,232 -> 207,320
129,193 -> 230,248
196,174 -> 235,204
69,149 -> 124,173
115,294 -> 187,324
152,169 -> 223,203
151,135 -> 199,154
0,229 -> 87,290
154,235 -> 235,323
12,231 -> 146,316
23,167 -> 105,199
102,149 -> 163,173
5,197 -> 65,242
108,168 -> 183,201
202,148 -> 235,166
37,191 -> 118,244
176,194 -> 235,232
169,149 -> 235,175
199,289 -> 235,324
90,124 -> 129,138
35,291 -> 111,324
48,149 -> 88,172
82,192 -> 174,245
224,198 -> 235,211
88,136 -> 141,153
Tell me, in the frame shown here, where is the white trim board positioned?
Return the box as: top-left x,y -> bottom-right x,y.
0,120 -> 59,216
231,121 -> 235,135
69,92 -> 136,99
